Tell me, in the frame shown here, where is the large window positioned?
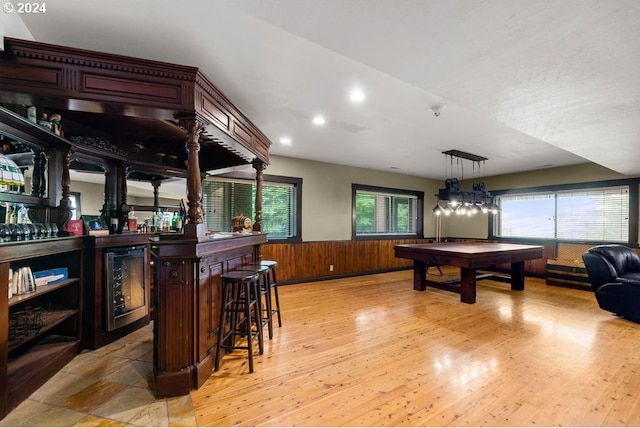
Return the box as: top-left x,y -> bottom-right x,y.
202,173 -> 301,241
491,179 -> 638,245
352,184 -> 423,239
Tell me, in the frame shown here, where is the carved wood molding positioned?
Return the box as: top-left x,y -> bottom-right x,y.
4,38 -> 198,81
68,136 -> 127,157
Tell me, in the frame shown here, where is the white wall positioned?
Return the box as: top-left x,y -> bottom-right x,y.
71,158 -> 634,242
69,155 -> 439,241
264,155 -> 440,242
0,12 -> 33,44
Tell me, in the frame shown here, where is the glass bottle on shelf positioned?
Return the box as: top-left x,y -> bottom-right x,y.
171,212 -> 178,231
154,210 -> 163,233
9,224 -> 23,241
109,210 -> 119,234
10,204 -> 18,224
1,224 -> 10,242
127,209 -> 137,232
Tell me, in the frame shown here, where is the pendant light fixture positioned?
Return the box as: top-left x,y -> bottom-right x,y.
432,150 -> 499,217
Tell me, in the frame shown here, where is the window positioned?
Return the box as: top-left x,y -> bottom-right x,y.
69,191 -> 81,220
352,184 -> 423,239
491,179 -> 638,245
202,173 -> 301,241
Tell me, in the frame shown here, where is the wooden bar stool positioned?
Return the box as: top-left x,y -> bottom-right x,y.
260,260 -> 282,328
238,264 -> 273,339
214,270 -> 264,373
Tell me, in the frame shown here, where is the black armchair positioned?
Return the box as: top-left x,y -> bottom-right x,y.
582,244 -> 640,322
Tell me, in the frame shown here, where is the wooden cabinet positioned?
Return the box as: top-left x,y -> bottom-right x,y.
0,237 -> 84,419
0,98 -> 80,420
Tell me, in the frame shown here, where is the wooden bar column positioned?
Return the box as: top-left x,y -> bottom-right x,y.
252,160 -> 266,233
57,146 -> 73,230
151,179 -> 161,211
100,168 -> 109,224
180,118 -> 206,238
120,165 -> 131,232
31,150 -> 47,198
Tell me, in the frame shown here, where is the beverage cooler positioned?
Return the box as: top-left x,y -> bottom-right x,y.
104,246 -> 149,332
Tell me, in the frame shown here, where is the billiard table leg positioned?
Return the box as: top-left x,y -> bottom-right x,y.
413,261 -> 427,291
511,261 -> 525,291
460,267 -> 477,304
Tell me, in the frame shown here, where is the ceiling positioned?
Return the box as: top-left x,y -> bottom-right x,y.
14,0 -> 640,181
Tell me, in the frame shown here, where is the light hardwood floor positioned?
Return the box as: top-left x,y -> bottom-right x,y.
194,268 -> 640,426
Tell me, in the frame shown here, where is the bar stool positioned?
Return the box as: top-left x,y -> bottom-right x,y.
260,260 -> 282,328
238,264 -> 273,339
214,270 -> 264,373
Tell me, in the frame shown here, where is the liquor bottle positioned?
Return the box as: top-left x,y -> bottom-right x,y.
127,209 -> 137,232
171,212 -> 178,231
162,210 -> 170,232
175,212 -> 183,231
109,211 -> 119,234
11,204 -> 19,224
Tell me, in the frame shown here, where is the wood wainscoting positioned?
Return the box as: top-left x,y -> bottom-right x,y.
261,238 -> 558,285
262,239 -> 427,284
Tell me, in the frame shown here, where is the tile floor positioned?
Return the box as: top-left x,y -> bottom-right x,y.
0,323 -> 196,427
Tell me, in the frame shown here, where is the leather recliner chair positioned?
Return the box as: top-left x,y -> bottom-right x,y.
582,244 -> 640,322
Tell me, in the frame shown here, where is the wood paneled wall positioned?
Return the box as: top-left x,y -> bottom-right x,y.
262,238 -> 558,285
262,239 -> 424,284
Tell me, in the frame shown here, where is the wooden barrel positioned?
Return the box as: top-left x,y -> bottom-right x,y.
231,215 -> 251,232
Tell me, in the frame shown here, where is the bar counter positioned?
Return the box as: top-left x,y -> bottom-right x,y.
151,231 -> 267,397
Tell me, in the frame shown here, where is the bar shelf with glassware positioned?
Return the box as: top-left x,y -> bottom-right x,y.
8,279 -> 79,307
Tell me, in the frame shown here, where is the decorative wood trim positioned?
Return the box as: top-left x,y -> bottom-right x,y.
195,71 -> 271,161
1,37 -> 271,166
4,37 -> 198,81
69,136 -> 126,157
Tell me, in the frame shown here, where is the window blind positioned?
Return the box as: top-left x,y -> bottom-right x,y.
203,178 -> 297,238
556,187 -> 629,241
496,185 -> 630,242
355,189 -> 419,235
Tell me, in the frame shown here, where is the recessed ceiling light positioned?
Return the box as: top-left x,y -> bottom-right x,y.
312,115 -> 326,126
349,88 -> 365,103
279,137 -> 292,145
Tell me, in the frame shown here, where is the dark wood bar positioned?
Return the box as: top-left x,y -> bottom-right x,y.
152,232 -> 266,397
0,37 -> 272,416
